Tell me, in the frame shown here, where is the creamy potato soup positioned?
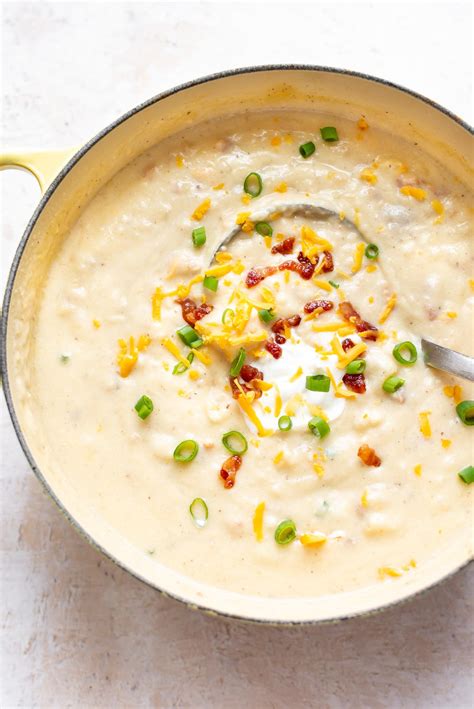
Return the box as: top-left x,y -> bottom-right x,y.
33,112 -> 473,597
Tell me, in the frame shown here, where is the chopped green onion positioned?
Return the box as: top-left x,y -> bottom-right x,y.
320,126 -> 339,142
173,439 -> 199,463
203,275 -> 219,292
458,465 -> 474,484
243,172 -> 263,197
299,141 -> 316,158
306,374 -> 331,392
392,341 -> 417,366
134,395 -> 154,420
222,430 -> 248,455
278,415 -> 293,431
230,347 -> 246,377
382,375 -> 405,394
308,416 -> 330,438
192,226 -> 206,247
456,400 -> 474,426
222,308 -> 235,326
189,497 -> 209,526
177,325 -> 203,349
60,354 -> 70,363
365,243 -> 379,260
274,519 -> 297,545
258,308 -> 274,324
172,351 -> 194,375
328,280 -> 339,289
346,359 -> 366,374
255,221 -> 273,237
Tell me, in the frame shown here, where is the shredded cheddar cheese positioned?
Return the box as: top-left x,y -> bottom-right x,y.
253,502 -> 265,541
92,319 -> 101,329
271,135 -> 282,147
213,182 -> 224,190
273,450 -> 284,465
351,242 -> 366,273
361,490 -> 368,508
419,411 -> 432,438
175,154 -> 184,168
161,338 -> 191,368
192,198 -> 211,221
289,366 -> 303,382
357,117 -> 369,130
237,395 -> 272,437
414,464 -> 422,477
431,199 -> 444,223
117,334 -> 151,378
360,168 -> 377,185
300,532 -> 327,546
400,185 -> 426,201
274,385 -> 283,418
274,181 -> 287,193
378,293 -> 397,324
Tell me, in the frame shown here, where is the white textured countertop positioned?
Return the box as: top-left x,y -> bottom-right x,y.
1,3 -> 473,707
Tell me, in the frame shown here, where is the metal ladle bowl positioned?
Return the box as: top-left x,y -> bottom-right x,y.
212,201 -> 474,382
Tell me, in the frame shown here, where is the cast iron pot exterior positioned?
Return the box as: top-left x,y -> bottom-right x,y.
2,65 -> 473,625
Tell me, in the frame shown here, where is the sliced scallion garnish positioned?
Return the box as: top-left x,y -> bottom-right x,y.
346,359 -> 366,374
172,351 -> 194,375
299,141 -> 316,158
458,465 -> 474,484
328,280 -> 339,289
258,308 -> 274,324
222,308 -> 235,326
308,416 -> 330,438
365,243 -> 379,260
382,375 -> 405,394
320,126 -> 339,142
230,347 -> 246,377
192,226 -> 206,248
173,439 -> 199,463
306,374 -> 331,392
134,395 -> 154,420
243,172 -> 263,197
456,400 -> 474,426
274,519 -> 297,545
203,275 -> 219,292
255,221 -> 273,237
222,430 -> 248,455
278,415 -> 293,432
189,497 -> 209,526
177,325 -> 203,349
392,341 -> 417,366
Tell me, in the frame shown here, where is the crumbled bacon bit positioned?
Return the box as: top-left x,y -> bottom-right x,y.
358,444 -> 381,467
304,299 -> 334,314
338,301 -> 378,340
245,266 -> 277,288
220,455 -> 242,488
341,337 -> 356,352
278,252 -> 315,280
240,364 -> 263,383
320,250 -> 334,273
271,314 -> 302,334
342,373 -> 366,393
275,334 -> 286,345
229,363 -> 264,400
265,339 -> 283,359
177,298 -> 213,326
271,237 -> 295,255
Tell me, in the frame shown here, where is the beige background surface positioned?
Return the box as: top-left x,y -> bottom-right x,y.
1,2 -> 473,707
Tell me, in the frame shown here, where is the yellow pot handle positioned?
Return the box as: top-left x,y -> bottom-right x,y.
0,147 -> 78,193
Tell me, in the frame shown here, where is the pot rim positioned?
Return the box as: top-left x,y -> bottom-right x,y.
1,63 -> 472,626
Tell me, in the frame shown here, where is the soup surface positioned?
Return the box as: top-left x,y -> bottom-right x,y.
31,111 -> 473,598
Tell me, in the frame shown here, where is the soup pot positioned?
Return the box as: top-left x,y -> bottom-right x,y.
1,66 -> 472,624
